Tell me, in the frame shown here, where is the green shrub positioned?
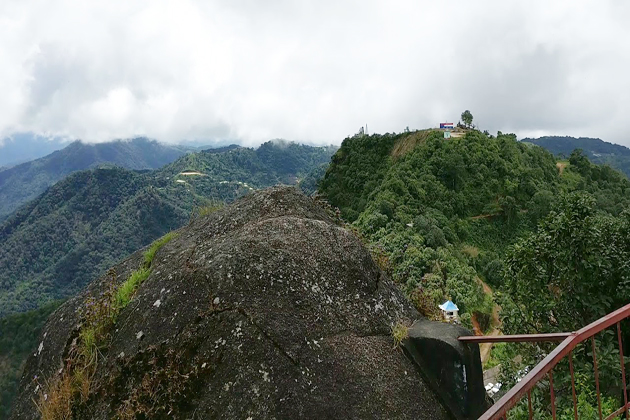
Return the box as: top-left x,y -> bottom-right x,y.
113,268 -> 150,311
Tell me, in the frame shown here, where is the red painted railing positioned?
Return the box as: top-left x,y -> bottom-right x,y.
459,302 -> 630,420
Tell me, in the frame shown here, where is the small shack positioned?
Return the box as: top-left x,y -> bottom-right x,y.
439,300 -> 459,322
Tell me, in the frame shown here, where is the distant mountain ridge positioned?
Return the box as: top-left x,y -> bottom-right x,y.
0,138 -> 192,221
521,136 -> 630,177
0,141 -> 336,319
0,133 -> 69,167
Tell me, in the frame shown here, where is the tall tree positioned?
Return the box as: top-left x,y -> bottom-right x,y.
461,110 -> 473,128
499,192 -> 630,335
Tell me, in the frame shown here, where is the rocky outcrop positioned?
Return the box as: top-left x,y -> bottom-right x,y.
403,319 -> 487,419
11,187 -> 482,419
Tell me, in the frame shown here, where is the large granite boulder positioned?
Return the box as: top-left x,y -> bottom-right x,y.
11,187 -> 482,419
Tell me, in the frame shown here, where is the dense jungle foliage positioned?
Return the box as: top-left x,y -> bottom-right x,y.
321,129 -> 630,417
321,129 -> 630,323
495,192 -> 630,418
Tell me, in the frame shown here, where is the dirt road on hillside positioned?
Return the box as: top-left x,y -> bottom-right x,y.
472,278 -> 501,364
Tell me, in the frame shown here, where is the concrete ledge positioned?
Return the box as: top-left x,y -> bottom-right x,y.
402,319 -> 487,419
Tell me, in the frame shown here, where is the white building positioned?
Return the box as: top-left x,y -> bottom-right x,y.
439,300 -> 459,322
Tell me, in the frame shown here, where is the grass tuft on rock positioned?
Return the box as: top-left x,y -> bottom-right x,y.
143,231 -> 176,268
196,202 -> 224,218
113,268 -> 150,311
391,322 -> 410,348
36,231 -> 177,417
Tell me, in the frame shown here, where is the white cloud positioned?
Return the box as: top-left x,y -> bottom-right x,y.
0,0 -> 629,146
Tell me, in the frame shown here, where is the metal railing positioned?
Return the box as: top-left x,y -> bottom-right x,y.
459,302 -> 630,420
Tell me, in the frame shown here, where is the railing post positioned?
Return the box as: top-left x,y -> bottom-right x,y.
617,322 -> 629,419
569,350 -> 578,420
592,336 -> 603,420
527,389 -> 533,420
549,370 -> 556,420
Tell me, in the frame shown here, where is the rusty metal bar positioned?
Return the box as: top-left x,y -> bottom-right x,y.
604,402 -> 630,420
527,389 -> 533,420
617,322 -> 628,419
549,370 -> 556,420
569,350 -> 578,420
479,302 -> 630,420
458,332 -> 572,343
479,336 -> 572,419
592,336 -> 603,420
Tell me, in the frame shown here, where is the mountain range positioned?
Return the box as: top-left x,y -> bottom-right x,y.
0,138 -> 195,221
0,140 -> 336,319
522,135 -> 630,178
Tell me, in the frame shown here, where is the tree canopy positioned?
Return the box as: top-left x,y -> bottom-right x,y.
320,129 -> 630,330
461,110 -> 473,128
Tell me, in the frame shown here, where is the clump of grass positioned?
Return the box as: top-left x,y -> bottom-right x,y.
113,268 -> 150,311
78,326 -> 97,363
37,231 -> 178,417
71,368 -> 92,403
143,231 -> 177,268
78,282 -> 116,365
391,322 -> 410,348
36,374 -> 73,420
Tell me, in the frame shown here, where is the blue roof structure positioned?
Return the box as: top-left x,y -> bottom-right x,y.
439,300 -> 458,311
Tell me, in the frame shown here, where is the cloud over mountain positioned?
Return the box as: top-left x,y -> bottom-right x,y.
1,1 -> 629,145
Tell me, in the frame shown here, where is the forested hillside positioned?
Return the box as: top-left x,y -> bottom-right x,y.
0,138 -> 194,221
0,140 -> 335,318
0,302 -> 62,420
523,135 -> 630,178
320,129 -> 630,418
321,130 -> 630,325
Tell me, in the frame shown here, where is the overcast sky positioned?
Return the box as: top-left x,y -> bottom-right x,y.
1,1 -> 629,147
